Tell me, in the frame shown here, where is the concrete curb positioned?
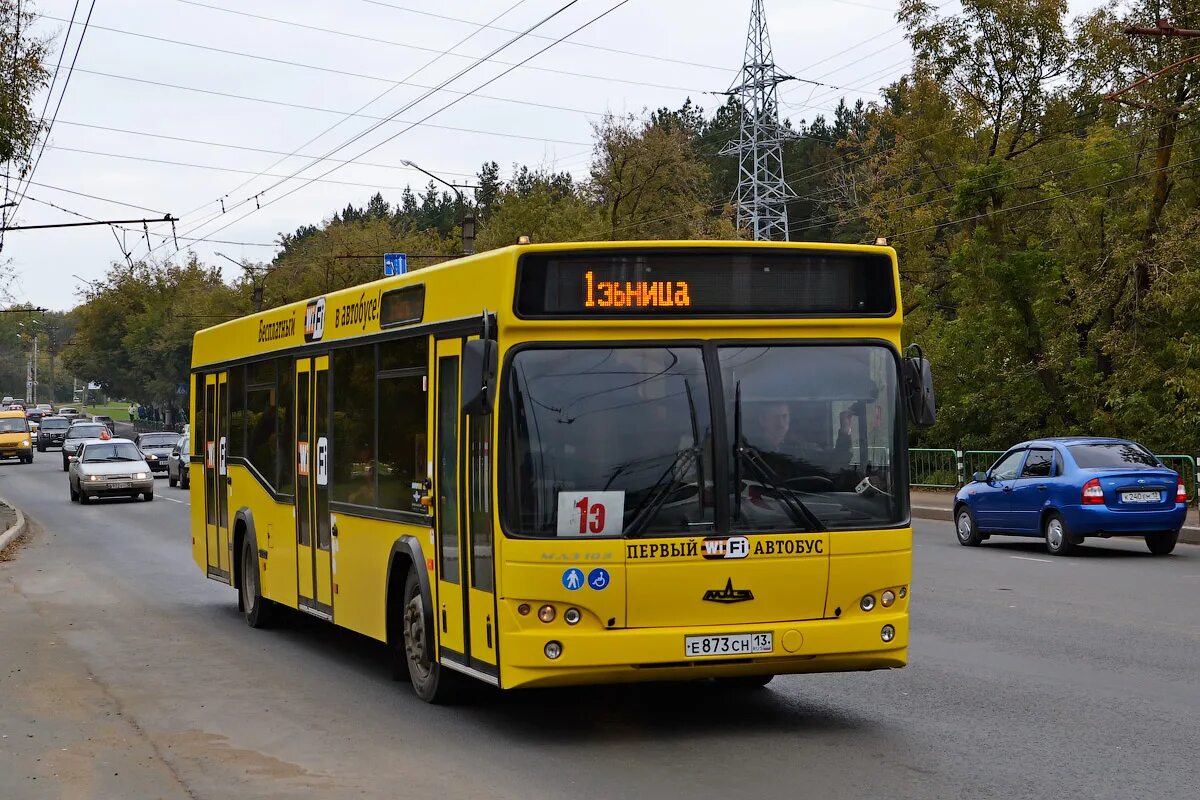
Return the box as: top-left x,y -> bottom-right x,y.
0,495 -> 28,554
911,503 -> 1200,546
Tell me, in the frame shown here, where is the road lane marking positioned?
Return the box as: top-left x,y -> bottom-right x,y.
160,496 -> 190,506
1010,555 -> 1053,564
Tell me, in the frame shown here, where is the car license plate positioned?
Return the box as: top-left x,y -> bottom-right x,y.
1121,491 -> 1160,503
684,632 -> 773,658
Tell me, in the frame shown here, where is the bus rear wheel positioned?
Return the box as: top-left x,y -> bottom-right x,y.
401,570 -> 464,704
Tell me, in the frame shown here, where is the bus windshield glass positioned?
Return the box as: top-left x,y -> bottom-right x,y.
0,418 -> 28,433
505,347 -> 714,537
721,344 -> 900,530
503,343 -> 902,537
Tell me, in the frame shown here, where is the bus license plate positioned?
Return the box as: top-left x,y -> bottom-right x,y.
684,632 -> 772,658
1121,491 -> 1160,503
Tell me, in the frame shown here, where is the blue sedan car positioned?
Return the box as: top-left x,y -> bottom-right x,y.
953,438 -> 1186,556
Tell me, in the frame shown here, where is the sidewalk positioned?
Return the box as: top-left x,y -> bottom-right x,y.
911,490 -> 1200,545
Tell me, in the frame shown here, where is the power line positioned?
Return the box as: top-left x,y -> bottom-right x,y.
70,68 -> 592,146
1,173 -> 170,215
47,12 -> 715,98
174,0 -> 635,256
8,0 -> 96,225
43,14 -> 609,118
167,0 -> 536,234
183,0 -> 740,77
889,152 -> 1200,239
790,120 -> 1200,235
53,119 -> 477,178
3,215 -> 178,233
167,0 -> 607,253
41,144 -> 467,192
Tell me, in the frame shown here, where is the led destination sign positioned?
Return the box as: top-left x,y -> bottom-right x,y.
516,249 -> 895,318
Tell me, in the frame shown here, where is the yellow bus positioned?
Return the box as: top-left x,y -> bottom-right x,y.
188,240 -> 935,702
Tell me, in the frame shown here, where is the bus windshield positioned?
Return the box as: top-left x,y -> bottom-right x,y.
504,343 -> 902,537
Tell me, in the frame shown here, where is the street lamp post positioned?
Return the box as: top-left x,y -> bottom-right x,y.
399,159 -> 477,255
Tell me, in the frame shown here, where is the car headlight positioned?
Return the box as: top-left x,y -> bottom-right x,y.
134,472 -> 147,480
88,474 -> 101,481
145,454 -> 157,460
22,438 -> 30,447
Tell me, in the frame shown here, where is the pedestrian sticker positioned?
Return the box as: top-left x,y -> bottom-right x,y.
562,568 -> 584,591
587,568 -> 610,591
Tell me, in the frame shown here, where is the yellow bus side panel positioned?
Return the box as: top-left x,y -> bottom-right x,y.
228,467 -> 299,610
329,514 -> 432,643
189,462 -> 205,574
824,527 -> 912,622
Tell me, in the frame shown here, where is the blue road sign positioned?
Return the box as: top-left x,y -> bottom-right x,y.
562,568 -> 584,591
384,252 -> 407,276
588,568 -> 610,591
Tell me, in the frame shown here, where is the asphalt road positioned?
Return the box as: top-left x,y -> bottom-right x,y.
1,453 -> 1198,800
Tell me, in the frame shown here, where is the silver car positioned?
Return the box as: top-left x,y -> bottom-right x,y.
69,439 -> 155,504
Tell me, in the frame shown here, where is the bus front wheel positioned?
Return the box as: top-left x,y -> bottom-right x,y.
401,570 -> 465,704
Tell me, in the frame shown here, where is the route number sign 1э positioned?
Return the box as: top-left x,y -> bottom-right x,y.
556,491 -> 624,536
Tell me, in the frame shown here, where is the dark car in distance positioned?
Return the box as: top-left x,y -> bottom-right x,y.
36,415 -> 70,451
92,415 -> 117,434
135,431 -> 180,475
61,422 -> 110,471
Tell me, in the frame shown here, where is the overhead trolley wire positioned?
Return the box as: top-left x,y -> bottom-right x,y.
161,0 -> 539,235
163,0 -> 598,253
172,0 -> 635,258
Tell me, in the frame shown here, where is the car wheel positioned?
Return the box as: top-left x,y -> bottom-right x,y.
169,473 -> 177,488
1043,512 -> 1076,556
1145,530 -> 1179,556
37,444 -> 44,452
143,491 -> 154,502
401,570 -> 465,703
79,491 -> 90,505
241,535 -> 276,628
69,484 -> 78,502
62,458 -> 68,472
955,506 -> 985,546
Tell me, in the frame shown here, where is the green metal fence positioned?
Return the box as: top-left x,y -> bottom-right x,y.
962,450 -> 1005,481
909,448 -> 959,488
910,448 -> 1198,503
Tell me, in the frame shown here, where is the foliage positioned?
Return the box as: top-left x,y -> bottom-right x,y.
61,258 -> 247,407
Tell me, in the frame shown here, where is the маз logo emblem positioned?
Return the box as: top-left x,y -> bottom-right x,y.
702,578 -> 753,603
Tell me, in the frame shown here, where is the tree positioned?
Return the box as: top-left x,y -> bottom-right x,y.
1,0 -> 49,248
590,113 -> 732,239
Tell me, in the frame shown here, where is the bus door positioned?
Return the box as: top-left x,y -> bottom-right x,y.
433,336 -> 498,678
295,355 -> 333,618
464,335 -> 498,675
203,371 -> 231,583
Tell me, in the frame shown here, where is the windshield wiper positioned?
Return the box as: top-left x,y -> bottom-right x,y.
105,456 -> 135,461
624,445 -> 701,538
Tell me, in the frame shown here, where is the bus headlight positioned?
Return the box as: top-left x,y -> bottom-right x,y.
881,590 -> 896,608
544,641 -> 563,659
563,608 -> 581,625
860,594 -> 876,612
881,625 -> 896,643
537,604 -> 556,623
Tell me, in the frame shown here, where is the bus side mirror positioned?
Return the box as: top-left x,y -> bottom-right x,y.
903,346 -> 936,427
462,339 -> 498,416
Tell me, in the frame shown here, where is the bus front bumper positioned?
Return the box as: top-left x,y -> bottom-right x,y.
499,612 -> 908,689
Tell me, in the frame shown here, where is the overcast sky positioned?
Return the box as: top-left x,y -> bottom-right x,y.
3,0 -> 1099,311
